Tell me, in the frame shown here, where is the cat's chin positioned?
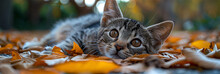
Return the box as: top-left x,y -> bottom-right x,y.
107,52 -> 128,59
110,55 -> 121,59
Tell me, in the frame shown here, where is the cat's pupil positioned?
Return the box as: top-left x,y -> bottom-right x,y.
131,39 -> 141,47
109,29 -> 118,38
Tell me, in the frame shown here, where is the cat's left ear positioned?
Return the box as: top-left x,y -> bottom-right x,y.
101,0 -> 123,27
145,20 -> 174,41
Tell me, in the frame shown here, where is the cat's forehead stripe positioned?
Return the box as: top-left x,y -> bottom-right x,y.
125,19 -> 141,31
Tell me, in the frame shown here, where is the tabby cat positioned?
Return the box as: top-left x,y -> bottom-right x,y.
23,0 -> 174,59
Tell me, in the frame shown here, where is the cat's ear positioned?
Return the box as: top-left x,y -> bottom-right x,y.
145,21 -> 174,41
101,0 -> 123,27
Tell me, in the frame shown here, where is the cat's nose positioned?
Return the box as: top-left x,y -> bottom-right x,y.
115,44 -> 124,51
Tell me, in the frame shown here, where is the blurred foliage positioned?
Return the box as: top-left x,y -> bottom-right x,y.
10,0 -> 220,30
13,0 -> 77,30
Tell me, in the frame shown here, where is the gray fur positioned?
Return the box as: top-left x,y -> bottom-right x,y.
23,0 -> 174,59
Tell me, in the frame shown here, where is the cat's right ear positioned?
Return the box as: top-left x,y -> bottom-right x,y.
145,21 -> 174,42
101,0 -> 123,27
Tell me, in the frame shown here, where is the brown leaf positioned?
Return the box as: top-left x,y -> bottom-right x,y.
52,46 -> 64,55
20,68 -> 59,74
33,54 -> 67,66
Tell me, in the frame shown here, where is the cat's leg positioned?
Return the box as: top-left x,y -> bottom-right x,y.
23,22 -> 73,49
23,33 -> 55,49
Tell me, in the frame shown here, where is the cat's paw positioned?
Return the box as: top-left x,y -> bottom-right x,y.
23,42 -> 42,49
23,38 -> 42,49
44,46 -> 53,51
144,55 -> 164,68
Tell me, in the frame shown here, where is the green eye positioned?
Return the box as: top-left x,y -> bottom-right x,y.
109,29 -> 119,38
131,39 -> 142,47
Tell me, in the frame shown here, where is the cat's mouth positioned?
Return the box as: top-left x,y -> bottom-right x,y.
98,42 -> 129,59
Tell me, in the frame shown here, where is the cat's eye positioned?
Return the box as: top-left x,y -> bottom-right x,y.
131,39 -> 142,47
109,29 -> 119,38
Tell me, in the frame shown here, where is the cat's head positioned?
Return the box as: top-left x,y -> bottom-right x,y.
98,0 -> 174,59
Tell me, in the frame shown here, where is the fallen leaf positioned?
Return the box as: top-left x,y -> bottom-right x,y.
33,54 -> 67,66
19,47 -> 44,53
71,42 -> 83,54
182,48 -> 220,69
159,49 -> 182,54
162,57 -> 192,68
190,40 -> 210,49
0,43 -> 14,51
11,57 -> 35,69
11,51 -> 22,61
54,60 -> 119,73
52,46 -> 64,55
217,42 -> 220,49
198,48 -> 211,55
20,68 -> 59,74
166,36 -> 182,43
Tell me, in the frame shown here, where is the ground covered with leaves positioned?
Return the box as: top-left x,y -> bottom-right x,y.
0,31 -> 220,74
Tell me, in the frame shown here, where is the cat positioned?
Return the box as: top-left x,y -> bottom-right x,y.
23,0 -> 174,59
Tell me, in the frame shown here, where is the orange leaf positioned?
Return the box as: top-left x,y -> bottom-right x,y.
5,44 -> 13,49
190,40 -> 210,49
20,68 -> 59,74
217,42 -> 220,49
54,60 -> 119,73
11,51 -> 22,61
166,36 -> 182,43
71,42 -> 83,54
52,46 -> 64,55
0,44 -> 13,51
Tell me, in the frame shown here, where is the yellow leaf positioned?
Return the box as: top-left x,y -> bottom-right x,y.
52,46 -> 64,55
191,40 -> 210,49
11,51 -> 22,61
54,60 -> 120,73
71,42 -> 83,54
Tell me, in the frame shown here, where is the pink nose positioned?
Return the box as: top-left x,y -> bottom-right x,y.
115,44 -> 124,51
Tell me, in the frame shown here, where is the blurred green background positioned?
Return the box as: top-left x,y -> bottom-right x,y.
0,0 -> 220,31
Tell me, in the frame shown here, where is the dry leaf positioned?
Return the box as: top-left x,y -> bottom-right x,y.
163,57 -> 190,68
11,51 -> 22,61
217,42 -> 220,49
71,42 -> 83,54
166,36 -> 182,43
33,54 -> 67,66
182,48 -> 220,69
54,60 -> 119,73
20,68 -> 59,74
0,44 -> 14,53
52,46 -> 64,55
11,57 -> 35,69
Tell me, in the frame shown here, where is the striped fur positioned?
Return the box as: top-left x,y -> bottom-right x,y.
23,0 -> 174,59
